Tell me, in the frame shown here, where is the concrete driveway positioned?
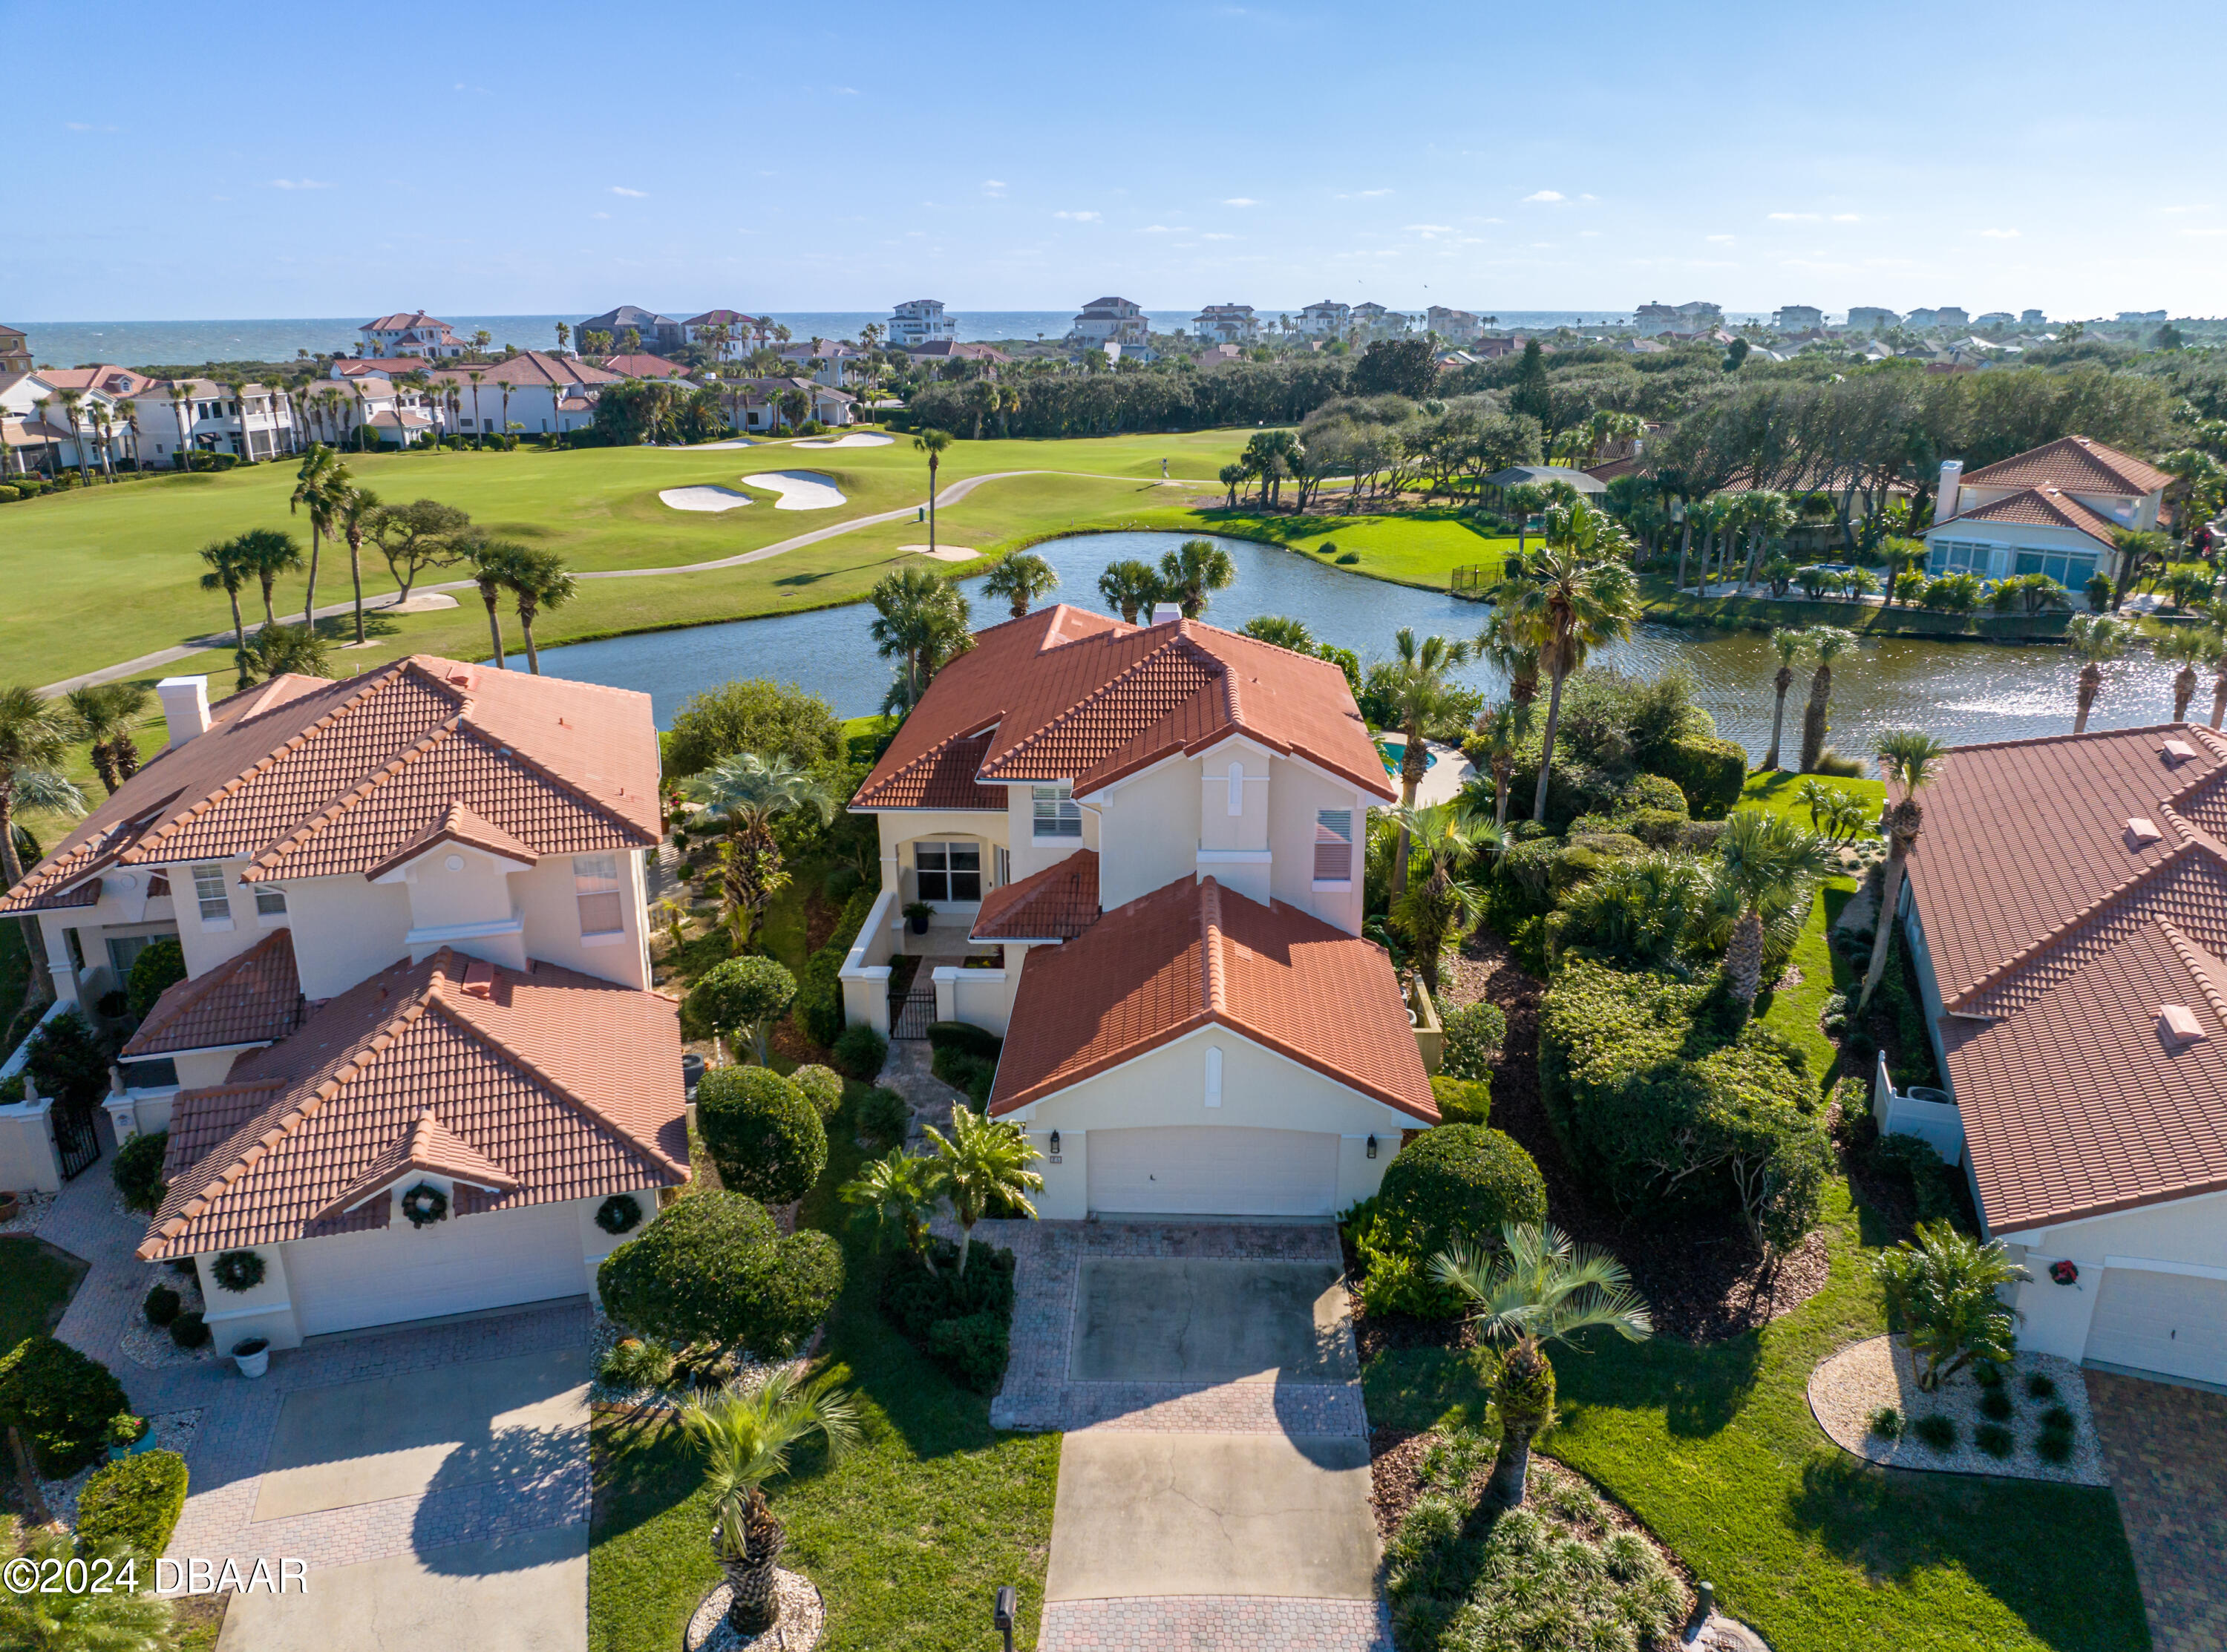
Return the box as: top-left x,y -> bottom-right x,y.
1070,1257 -> 1356,1385
218,1345 -> 592,1652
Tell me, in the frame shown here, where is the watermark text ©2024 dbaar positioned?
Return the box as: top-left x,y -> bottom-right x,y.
4,1553 -> 309,1595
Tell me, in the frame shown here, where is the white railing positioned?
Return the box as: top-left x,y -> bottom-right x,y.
1873,1050 -> 1965,1164
837,888 -> 899,1036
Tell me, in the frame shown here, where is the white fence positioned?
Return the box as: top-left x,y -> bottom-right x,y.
1873,1050 -> 1966,1164
837,888 -> 899,1036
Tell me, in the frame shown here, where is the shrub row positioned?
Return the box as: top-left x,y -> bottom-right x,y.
877,1237 -> 1016,1392
795,886 -> 879,1047
76,1449 -> 189,1558
927,1021 -> 1001,1105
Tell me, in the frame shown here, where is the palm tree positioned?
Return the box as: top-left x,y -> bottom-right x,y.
1797,626 -> 1855,773
1858,729 -> 1950,1014
197,537 -> 256,684
64,682 -> 150,794
167,382 -> 195,467
684,753 -> 837,947
1383,629 -> 1474,892
232,527 -> 305,631
2205,621 -> 2227,730
0,686 -> 82,894
469,538 -> 532,668
1430,1224 -> 1652,1509
238,623 -> 332,684
1096,560 -> 1162,624
1474,605 -> 1540,709
840,1147 -> 941,1274
983,551 -> 1059,619
912,426 -> 953,552
921,1104 -> 1043,1276
1218,462 -> 1246,507
1872,1221 -> 2025,1392
2064,612 -> 2132,733
468,369 -> 487,447
504,548 -> 577,674
1714,808 -> 1836,1008
1390,803 -> 1497,995
335,485 -> 381,645
115,397 -> 141,471
2148,623 -> 2211,723
1157,537 -> 1235,618
1762,627 -> 1805,771
1505,504 -> 1638,823
1241,615 -> 1314,652
680,1369 -> 860,1635
869,566 -> 971,716
0,1524 -> 177,1652
1473,702 -> 1530,828
290,444 -> 347,625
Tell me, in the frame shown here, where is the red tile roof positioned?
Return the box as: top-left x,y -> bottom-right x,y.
1962,435 -> 2175,498
1,656 -> 659,912
138,948 -> 688,1259
122,927 -> 302,1059
972,851 -> 1099,942
854,606 -> 1393,811
1931,485 -> 2124,549
594,353 -> 691,379
988,876 -> 1434,1121
364,311 -> 456,333
1908,723 -> 2227,1230
428,352 -> 621,390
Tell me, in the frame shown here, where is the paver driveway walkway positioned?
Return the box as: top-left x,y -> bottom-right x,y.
978,1218 -> 1390,1652
2086,1371 -> 2227,1652
41,1170 -> 591,1652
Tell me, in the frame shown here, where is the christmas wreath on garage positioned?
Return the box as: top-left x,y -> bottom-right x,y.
595,1193 -> 643,1236
211,1249 -> 266,1294
399,1183 -> 449,1227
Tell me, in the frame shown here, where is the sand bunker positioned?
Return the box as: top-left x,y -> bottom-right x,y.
659,485 -> 753,513
793,432 -> 895,448
689,439 -> 757,450
904,545 -> 978,562
741,471 -> 846,509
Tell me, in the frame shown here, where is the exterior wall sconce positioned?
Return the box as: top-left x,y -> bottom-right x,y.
1047,1130 -> 1062,1161
1366,1135 -> 1377,1159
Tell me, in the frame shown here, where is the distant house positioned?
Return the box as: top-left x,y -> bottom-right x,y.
301,376 -> 439,449
1905,307 -> 1969,330
357,312 -> 467,359
14,369 -> 298,468
1297,300 -> 1349,337
1845,306 -> 1900,331
1190,304 -> 1258,345
682,310 -> 762,358
1200,343 -> 1246,365
1635,299 -> 1719,337
906,340 -> 1009,372
578,306 -> 684,354
1426,307 -> 1481,344
0,324 -> 29,376
1351,302 -> 1407,338
331,358 -> 429,380
592,353 -> 694,382
727,376 -> 857,432
1482,464 -> 1606,499
422,352 -> 622,437
1067,297 -> 1150,350
1773,304 -> 1824,330
2021,309 -> 2047,326
1923,435 -> 2174,597
765,338 -> 865,387
1975,312 -> 2015,327
889,299 -> 956,349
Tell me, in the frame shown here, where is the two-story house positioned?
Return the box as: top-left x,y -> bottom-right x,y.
1425,307 -> 1481,345
421,352 -> 622,438
684,309 -> 763,358
889,299 -> 957,349
1190,305 -> 1258,346
1297,301 -> 1350,337
1923,435 -> 2175,597
840,605 -> 1436,1222
356,311 -> 468,358
1067,297 -> 1150,351
0,658 -> 685,1349
578,306 -> 685,355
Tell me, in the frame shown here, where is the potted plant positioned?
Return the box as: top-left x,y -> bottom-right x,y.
903,901 -> 933,935
0,1193 -> 18,1225
232,1337 -> 271,1379
106,1413 -> 153,1461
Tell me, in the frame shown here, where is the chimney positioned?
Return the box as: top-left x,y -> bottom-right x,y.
156,675 -> 211,748
1149,603 -> 1184,626
1933,460 -> 1963,526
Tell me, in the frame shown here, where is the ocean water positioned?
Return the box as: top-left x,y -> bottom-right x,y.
15,310 -> 1689,371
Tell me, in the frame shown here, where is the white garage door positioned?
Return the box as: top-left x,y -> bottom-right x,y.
2084,1267 -> 2227,1386
1086,1127 -> 1340,1217
286,1202 -> 588,1337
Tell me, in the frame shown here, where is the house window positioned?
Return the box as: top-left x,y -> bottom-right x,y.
254,886 -> 287,918
192,863 -> 231,925
2012,549 -> 2099,589
574,853 -> 625,936
1926,539 -> 1992,577
994,845 -> 1011,888
915,842 -> 981,902
1033,784 -> 1082,839
1313,810 -> 1354,882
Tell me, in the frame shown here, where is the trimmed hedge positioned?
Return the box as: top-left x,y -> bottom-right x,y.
832,1023 -> 887,1082
929,1023 -> 1003,1106
1376,1125 -> 1547,1259
788,1063 -> 844,1120
796,887 -> 878,1046
695,1066 -> 827,1204
598,1190 -> 842,1355
1429,1075 -> 1491,1127
1539,959 -> 1830,1246
76,1449 -> 189,1558
878,1238 -> 1016,1393
926,1020 -> 1003,1061
1656,734 -> 1747,819
0,1336 -> 129,1477
112,1130 -> 169,1215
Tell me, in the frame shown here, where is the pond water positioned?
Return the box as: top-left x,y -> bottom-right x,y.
523,531 -> 2188,755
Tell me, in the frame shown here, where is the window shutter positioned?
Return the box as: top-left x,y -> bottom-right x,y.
1314,810 -> 1353,881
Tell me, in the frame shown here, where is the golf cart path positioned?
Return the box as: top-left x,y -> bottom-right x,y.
38,470 -> 1211,695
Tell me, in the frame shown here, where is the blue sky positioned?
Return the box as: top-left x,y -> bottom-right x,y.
9,0 -> 2224,321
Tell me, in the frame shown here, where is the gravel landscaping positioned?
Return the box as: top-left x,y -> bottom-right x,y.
1807,1334 -> 2109,1487
118,1266 -> 218,1369
38,1408 -> 201,1526
0,1190 -> 56,1236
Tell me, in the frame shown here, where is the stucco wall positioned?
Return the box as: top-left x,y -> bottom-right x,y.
1267,755 -> 1368,934
2002,1188 -> 2227,1360
1002,786 -> 1096,886
875,810 -> 1013,908
287,876 -> 411,1000
1094,759 -> 1197,909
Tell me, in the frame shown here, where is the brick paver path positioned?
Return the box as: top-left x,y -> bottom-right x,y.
984,1218 -> 1391,1652
42,1172 -> 589,1581
2086,1370 -> 2227,1652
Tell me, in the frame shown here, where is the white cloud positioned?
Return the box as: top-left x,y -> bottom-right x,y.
65,121 -> 119,133
1978,227 -> 2020,238
1139,224 -> 1188,234
1053,209 -> 1100,221
1202,232 -> 1237,240
268,178 -> 332,190
1223,197 -> 1259,206
1768,212 -> 1821,222
1406,223 -> 1455,235
1335,188 -> 1392,199
981,179 -> 1007,196
1579,193 -> 1598,202
1706,234 -> 1736,243
1830,212 -> 1860,222
1523,189 -> 1564,203
834,85 -> 860,94
609,185 -> 649,197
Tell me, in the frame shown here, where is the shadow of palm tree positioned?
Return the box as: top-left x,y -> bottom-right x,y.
413,1420 -> 588,1573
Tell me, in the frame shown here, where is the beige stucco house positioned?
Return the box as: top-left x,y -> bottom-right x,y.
1923,435 -> 2176,599
843,604 -> 1436,1220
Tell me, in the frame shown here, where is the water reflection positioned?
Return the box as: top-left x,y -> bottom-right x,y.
525,531 -> 2187,753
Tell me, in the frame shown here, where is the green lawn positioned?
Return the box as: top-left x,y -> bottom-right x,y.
0,1237 -> 88,1351
1117,502 -> 1520,591
1364,883 -> 2148,1651
589,1084 -> 1061,1652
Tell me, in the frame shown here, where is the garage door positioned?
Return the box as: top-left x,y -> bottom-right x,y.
2084,1267 -> 2227,1386
1086,1127 -> 1340,1217
286,1202 -> 588,1337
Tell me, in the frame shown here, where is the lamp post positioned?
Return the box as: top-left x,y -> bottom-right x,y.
992,1584 -> 1017,1652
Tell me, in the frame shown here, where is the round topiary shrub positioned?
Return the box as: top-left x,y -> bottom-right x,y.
142,1285 -> 181,1328
0,1336 -> 131,1476
1429,1075 -> 1491,1127
1439,1001 -> 1508,1081
695,1065 -> 827,1204
684,956 -> 798,1065
126,938 -> 188,1020
169,1311 -> 209,1351
597,1190 -> 843,1355
113,1130 -> 169,1215
832,1023 -> 888,1082
788,1063 -> 844,1121
1377,1125 -> 1548,1259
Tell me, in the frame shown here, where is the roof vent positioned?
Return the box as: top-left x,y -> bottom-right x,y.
2162,739 -> 2199,764
1149,603 -> 1184,626
2159,1003 -> 2208,1050
2126,816 -> 2163,846
448,670 -> 474,689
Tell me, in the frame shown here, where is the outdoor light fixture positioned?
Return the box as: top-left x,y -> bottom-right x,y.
994,1585 -> 1017,1652
1366,1135 -> 1378,1159
1048,1130 -> 1062,1159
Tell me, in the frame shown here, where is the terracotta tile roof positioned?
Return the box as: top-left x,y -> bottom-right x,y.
1962,435 -> 2175,498
1929,485 -> 2124,549
122,927 -> 302,1059
594,353 -> 691,379
972,851 -> 1099,941
364,802 -> 540,880
988,876 -> 1435,1121
855,732 -> 1001,810
2,657 -> 659,912
1907,723 -> 2227,1231
853,606 -> 1393,811
428,353 -> 621,390
364,311 -> 455,332
137,948 -> 688,1259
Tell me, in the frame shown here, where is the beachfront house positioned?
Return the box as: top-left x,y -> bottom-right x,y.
1190,305 -> 1258,345
889,299 -> 957,348
1067,297 -> 1150,351
356,312 -> 467,359
1923,435 -> 2174,599
683,310 -> 762,358
577,306 -> 684,355
418,352 -> 623,438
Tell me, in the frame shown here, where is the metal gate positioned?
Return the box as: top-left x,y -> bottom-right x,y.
52,1103 -> 101,1181
889,980 -> 935,1040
